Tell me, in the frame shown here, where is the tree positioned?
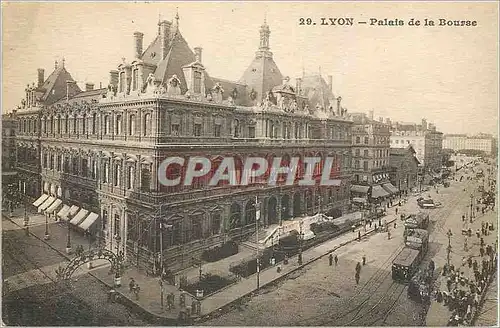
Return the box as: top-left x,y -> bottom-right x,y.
2,182 -> 23,210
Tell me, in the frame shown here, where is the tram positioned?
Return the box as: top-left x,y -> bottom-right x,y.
391,247 -> 422,282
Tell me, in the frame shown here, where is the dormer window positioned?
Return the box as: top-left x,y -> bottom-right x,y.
132,69 -> 139,91
252,68 -> 257,72
194,71 -> 202,94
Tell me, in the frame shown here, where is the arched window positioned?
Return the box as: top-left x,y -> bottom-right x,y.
92,113 -> 97,134
114,163 -> 121,186
129,114 -> 135,135
42,118 -> 47,134
127,166 -> 134,189
103,161 -> 109,183
50,117 -> 54,134
142,113 -> 151,136
141,166 -> 151,191
64,115 -> 69,134
73,115 -> 77,134
104,115 -> 110,135
56,115 -> 61,134
115,115 -> 122,135
33,119 -> 37,133
82,114 -> 87,134
233,119 -> 240,138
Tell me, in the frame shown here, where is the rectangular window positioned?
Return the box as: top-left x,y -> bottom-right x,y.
363,150 -> 368,157
171,124 -> 180,136
194,123 -> 202,137
214,124 -> 221,137
355,149 -> 360,157
194,71 -> 202,93
248,126 -> 256,138
191,216 -> 202,240
363,161 -> 368,171
82,159 -> 88,177
364,137 -> 369,144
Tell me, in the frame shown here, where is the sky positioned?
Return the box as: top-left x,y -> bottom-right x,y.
2,1 -> 498,136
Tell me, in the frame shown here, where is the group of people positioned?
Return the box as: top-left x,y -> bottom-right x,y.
437,242 -> 497,326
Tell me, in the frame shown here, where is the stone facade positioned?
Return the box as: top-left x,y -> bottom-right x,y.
11,16 -> 354,272
389,145 -> 419,193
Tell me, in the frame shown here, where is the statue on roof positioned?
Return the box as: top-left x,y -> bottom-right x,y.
212,82 -> 224,103
289,99 -> 298,113
145,73 -> 157,95
231,88 -> 238,100
249,88 -> 258,103
166,75 -> 181,96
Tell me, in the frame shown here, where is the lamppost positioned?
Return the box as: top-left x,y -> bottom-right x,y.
317,194 -> 322,215
66,213 -> 72,254
159,217 -> 172,277
255,196 -> 261,291
44,212 -> 50,240
115,234 -> 121,256
298,220 -> 304,265
23,182 -> 29,235
470,193 -> 474,220
86,230 -> 93,269
446,229 -> 453,267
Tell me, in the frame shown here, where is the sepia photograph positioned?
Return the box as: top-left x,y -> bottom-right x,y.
1,1 -> 498,326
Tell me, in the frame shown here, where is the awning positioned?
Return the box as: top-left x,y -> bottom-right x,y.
382,183 -> 399,195
351,185 -> 370,194
371,185 -> 390,199
45,198 -> 62,214
70,209 -> 89,226
57,205 -> 71,220
78,212 -> 99,231
33,194 -> 49,207
352,197 -> 367,204
38,196 -> 56,212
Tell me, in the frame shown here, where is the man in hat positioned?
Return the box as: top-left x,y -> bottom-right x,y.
329,253 -> 333,266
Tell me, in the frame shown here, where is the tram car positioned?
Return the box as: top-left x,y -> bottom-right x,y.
391,247 -> 422,282
404,228 -> 429,253
407,268 -> 432,303
404,212 -> 430,231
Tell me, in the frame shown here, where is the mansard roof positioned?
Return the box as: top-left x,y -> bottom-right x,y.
52,88 -> 106,106
300,74 -> 336,109
238,54 -> 283,103
37,65 -> 82,105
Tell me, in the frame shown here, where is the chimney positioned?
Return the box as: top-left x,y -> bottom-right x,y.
158,20 -> 172,60
421,118 -> 428,130
133,32 -> 144,58
379,117 -> 383,122
37,69 -> 45,87
85,83 -> 95,91
194,47 -> 202,63
386,117 -> 391,126
296,78 -> 302,95
368,110 -> 374,120
328,75 -> 333,92
66,80 -> 75,101
109,70 -> 119,87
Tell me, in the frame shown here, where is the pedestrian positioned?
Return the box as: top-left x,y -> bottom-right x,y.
329,253 -> 333,266
129,278 -> 136,293
473,260 -> 478,271
362,255 -> 366,266
476,229 -> 481,238
480,237 -> 485,247
395,207 -> 398,215
358,230 -> 361,241
464,239 -> 468,251
394,222 -> 397,229
467,257 -> 473,268
480,247 -> 485,257
356,261 -> 362,272
462,214 -> 466,222
369,220 -> 372,228
355,271 -> 360,285
378,219 -> 381,227
387,231 -> 391,240
352,225 -> 356,233
334,254 -> 338,266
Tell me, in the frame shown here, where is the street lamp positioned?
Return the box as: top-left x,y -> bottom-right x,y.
44,212 -> 50,240
298,221 -> 304,265
86,230 -> 93,269
470,193 -> 474,220
66,213 -> 72,254
115,234 -> 122,255
255,196 -> 261,291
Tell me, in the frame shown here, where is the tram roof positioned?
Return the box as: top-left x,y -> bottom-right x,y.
393,248 -> 420,267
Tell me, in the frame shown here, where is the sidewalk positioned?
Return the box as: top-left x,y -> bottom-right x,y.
2,191 -> 414,323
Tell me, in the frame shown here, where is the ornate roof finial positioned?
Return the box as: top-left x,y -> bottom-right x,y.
55,60 -> 58,69
62,57 -> 65,68
264,12 -> 267,25
175,7 -> 180,25
319,66 -> 321,76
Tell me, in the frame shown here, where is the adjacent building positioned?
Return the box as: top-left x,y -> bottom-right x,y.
2,112 -> 18,186
389,145 -> 420,194
389,119 -> 443,174
350,111 -> 398,204
443,133 -> 496,155
13,16 -> 353,272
